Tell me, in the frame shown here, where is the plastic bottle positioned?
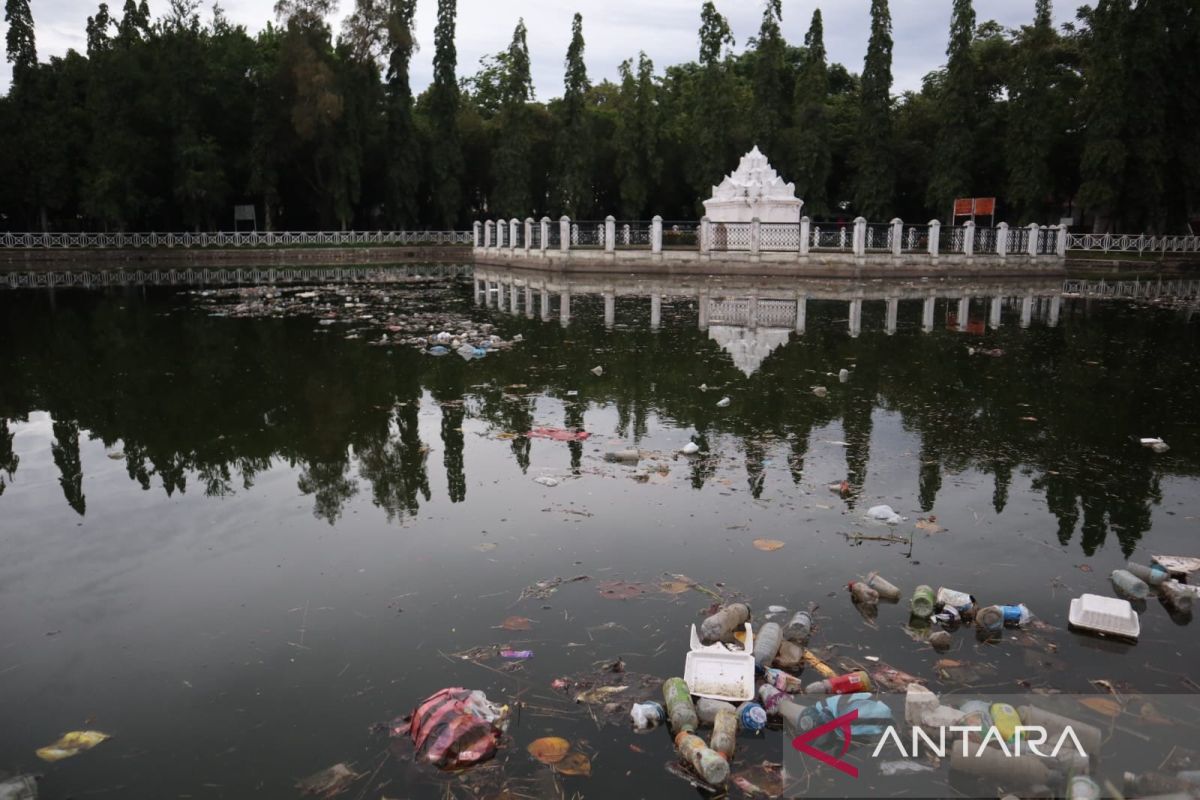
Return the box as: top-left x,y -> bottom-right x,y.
805,670 -> 872,696
990,702 -> 1022,742
0,775 -> 37,800
783,610 -> 813,644
998,603 -> 1032,627
957,700 -> 994,745
662,677 -> 698,734
1111,569 -> 1150,600
762,666 -> 803,693
848,581 -> 880,605
674,732 -> 730,785
928,630 -> 953,650
758,684 -> 809,730
949,748 -> 1059,788
604,449 -> 640,463
736,701 -> 768,732
910,585 -> 936,619
630,701 -> 666,730
710,707 -> 737,759
975,605 -> 1004,633
1126,561 -> 1169,586
699,603 -> 751,644
866,571 -> 902,602
936,587 -> 975,613
1160,580 -> 1195,613
1123,771 -> 1193,795
1066,775 -> 1101,800
752,622 -> 783,668
696,697 -> 736,726
1017,706 -> 1102,758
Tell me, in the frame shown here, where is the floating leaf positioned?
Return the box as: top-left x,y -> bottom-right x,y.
474,542 -> 497,552
296,762 -> 362,797
1078,697 -> 1122,718
659,579 -> 692,595
527,737 -> 570,765
553,751 -> 592,777
752,538 -> 786,552
575,685 -> 628,704
597,580 -> 644,600
915,518 -> 944,533
36,730 -> 110,762
500,616 -> 532,631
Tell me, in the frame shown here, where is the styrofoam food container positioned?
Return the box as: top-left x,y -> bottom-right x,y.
1068,593 -> 1139,640
684,622 -> 756,702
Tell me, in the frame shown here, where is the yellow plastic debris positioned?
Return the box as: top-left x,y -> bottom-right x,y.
36,730 -> 110,762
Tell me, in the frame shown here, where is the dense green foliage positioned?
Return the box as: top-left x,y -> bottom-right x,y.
2,0 -> 1198,231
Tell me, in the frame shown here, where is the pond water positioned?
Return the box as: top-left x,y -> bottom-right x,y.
1,268 -> 1198,799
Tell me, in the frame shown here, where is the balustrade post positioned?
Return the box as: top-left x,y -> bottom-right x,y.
1027,223 -> 1039,258
651,215 -> 663,254
853,217 -> 867,257
700,216 -> 711,254
484,220 -> 494,248
559,216 -> 570,253
928,220 -> 941,258
891,218 -> 903,257
750,218 -> 761,256
963,220 -> 976,257
996,222 -> 1008,258
524,217 -> 533,254
799,216 -> 811,256
509,218 -> 519,250
604,216 -> 616,254
496,220 -> 505,249
473,221 -> 481,248
1056,225 -> 1067,257
540,217 -> 550,254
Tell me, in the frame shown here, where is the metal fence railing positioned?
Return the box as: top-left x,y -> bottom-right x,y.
614,221 -> 652,249
570,221 -> 606,248
1067,233 -> 1200,254
0,230 -> 472,249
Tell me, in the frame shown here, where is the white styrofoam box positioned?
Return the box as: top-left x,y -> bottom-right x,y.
684,622 -> 756,702
1068,593 -> 1140,640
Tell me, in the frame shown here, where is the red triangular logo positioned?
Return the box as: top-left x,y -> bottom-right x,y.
791,708 -> 859,778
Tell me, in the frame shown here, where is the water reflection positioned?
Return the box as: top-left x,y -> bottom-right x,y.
1,272 -> 1196,558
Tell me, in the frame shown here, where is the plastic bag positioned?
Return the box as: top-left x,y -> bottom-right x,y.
406,688 -> 509,770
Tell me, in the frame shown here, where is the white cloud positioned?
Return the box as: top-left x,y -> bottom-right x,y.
3,0 -> 1071,98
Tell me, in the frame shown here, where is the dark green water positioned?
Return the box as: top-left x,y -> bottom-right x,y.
0,273 -> 1198,798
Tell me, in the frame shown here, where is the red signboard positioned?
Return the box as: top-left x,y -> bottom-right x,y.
954,197 -> 996,217
973,197 -> 996,215
953,198 -> 974,217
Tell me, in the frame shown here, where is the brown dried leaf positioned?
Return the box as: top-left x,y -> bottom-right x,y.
1078,697 -> 1122,718
659,580 -> 692,595
553,751 -> 592,777
752,538 -> 786,552
916,518 -> 944,533
500,616 -> 532,631
527,737 -> 570,765
597,580 -> 644,600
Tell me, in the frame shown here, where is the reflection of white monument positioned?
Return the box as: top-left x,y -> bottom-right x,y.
708,325 -> 792,377
702,146 -> 804,224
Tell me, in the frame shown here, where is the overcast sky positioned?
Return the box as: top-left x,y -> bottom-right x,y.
2,0 -> 1071,97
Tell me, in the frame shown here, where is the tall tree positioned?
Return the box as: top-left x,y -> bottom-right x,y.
491,19 -> 533,217
85,3 -> 112,56
4,0 -> 37,81
383,0 -> 419,226
554,13 -> 592,216
1006,0 -> 1056,223
790,9 -> 831,216
1077,0 -> 1129,231
926,0 -> 977,217
751,0 -> 787,158
853,0 -> 895,218
613,52 -> 659,218
689,1 -> 736,201
427,0 -> 463,227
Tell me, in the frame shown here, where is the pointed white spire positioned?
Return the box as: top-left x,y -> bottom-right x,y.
704,147 -> 803,223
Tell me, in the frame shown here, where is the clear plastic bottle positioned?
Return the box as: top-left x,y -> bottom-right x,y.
710,708 -> 737,759
762,666 -> 803,693
699,603 -> 751,644
1160,579 -> 1196,613
662,677 -> 698,733
866,571 -> 902,601
736,701 -> 768,732
696,697 -> 737,726
783,610 -> 813,644
752,622 -> 783,668
848,581 -> 880,605
1111,569 -> 1150,600
758,684 -> 809,730
1126,561 -> 1169,586
675,732 -> 730,785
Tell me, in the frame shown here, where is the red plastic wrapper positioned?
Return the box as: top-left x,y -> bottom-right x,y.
403,687 -> 507,770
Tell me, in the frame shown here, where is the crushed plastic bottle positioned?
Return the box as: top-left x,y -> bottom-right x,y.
736,701 -> 768,732
950,747 -> 1060,788
805,670 -> 872,696
758,684 -> 809,730
699,603 -> 751,644
848,581 -> 880,605
762,666 -> 803,693
675,732 -> 730,785
752,622 -> 783,668
910,585 -> 936,619
696,697 -> 737,726
1126,561 -> 1169,586
663,677 -> 698,734
630,701 -> 666,730
604,449 -> 641,464
710,707 -> 737,759
1111,568 -> 1150,600
865,571 -> 902,602
783,610 -> 813,645
1160,579 -> 1196,613
935,587 -> 975,614
999,603 -> 1033,627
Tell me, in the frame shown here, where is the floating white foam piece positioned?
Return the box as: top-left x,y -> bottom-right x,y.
1068,593 -> 1139,640
684,623 -> 755,702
